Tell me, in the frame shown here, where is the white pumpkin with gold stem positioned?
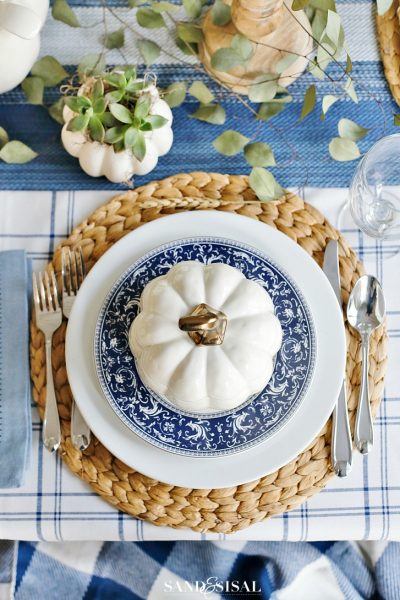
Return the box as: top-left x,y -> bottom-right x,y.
129,261 -> 282,413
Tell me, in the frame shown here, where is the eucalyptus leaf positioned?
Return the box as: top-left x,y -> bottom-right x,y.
78,54 -> 106,83
0,127 -> 9,149
52,0 -> 80,27
344,77 -> 358,103
189,81 -> 214,104
244,142 -> 276,167
249,76 -> 278,103
137,40 -> 160,65
136,8 -> 165,28
346,53 -> 353,74
338,118 -> 369,141
152,1 -> 178,11
249,167 -> 283,201
211,0 -> 231,26
329,137 -> 360,161
48,97 -> 66,124
310,0 -> 336,9
213,130 -> 249,156
31,56 -> 68,87
311,9 -> 328,42
321,94 -> 338,116
183,0 -> 202,19
257,101 -> 286,121
164,81 -> 187,107
128,0 -> 146,5
104,29 -> 125,49
300,84 -> 316,120
110,103 -> 133,124
211,47 -> 242,72
0,141 -> 38,164
231,34 -> 253,61
175,36 -> 197,55
325,9 -> 342,47
276,53 -> 298,73
177,23 -> 203,43
292,0 -> 309,9
377,0 -> 393,15
190,104 -> 226,124
21,77 -> 44,105
394,114 -> 400,126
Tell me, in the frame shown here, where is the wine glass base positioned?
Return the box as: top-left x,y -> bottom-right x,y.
337,200 -> 400,262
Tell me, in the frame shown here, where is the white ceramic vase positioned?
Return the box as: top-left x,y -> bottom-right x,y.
0,0 -> 49,94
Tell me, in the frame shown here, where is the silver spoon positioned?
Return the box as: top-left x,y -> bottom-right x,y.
347,275 -> 385,454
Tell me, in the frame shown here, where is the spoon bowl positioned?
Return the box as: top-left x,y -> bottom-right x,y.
347,275 -> 385,336
347,275 -> 385,454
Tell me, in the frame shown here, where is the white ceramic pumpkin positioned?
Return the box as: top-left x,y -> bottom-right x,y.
61,80 -> 173,183
129,261 -> 283,413
0,0 -> 49,94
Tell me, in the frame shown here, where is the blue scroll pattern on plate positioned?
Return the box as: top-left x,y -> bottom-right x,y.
95,238 -> 316,457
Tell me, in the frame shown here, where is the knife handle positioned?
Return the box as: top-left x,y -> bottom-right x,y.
331,381 -> 352,477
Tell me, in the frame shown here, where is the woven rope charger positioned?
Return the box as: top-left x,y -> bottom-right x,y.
30,172 -> 388,534
377,0 -> 400,105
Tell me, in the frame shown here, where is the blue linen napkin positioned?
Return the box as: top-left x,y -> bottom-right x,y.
0,250 -> 31,488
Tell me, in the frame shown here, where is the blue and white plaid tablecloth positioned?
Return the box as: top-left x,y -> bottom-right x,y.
0,1 -> 399,542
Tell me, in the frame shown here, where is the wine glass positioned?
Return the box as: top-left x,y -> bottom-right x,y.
346,134 -> 400,243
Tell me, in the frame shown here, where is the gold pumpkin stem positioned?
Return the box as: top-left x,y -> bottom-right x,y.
179,303 -> 227,346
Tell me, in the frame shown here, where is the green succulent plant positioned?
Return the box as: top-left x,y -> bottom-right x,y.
65,67 -> 168,161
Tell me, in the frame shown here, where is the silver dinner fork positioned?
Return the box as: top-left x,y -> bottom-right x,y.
61,247 -> 91,451
33,270 -> 62,453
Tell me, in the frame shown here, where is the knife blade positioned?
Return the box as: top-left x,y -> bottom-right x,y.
323,240 -> 352,477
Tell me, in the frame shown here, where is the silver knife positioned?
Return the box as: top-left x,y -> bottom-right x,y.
323,240 -> 352,477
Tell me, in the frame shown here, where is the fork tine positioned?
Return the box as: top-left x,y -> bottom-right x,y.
44,271 -> 54,311
67,249 -> 75,295
51,270 -> 60,310
71,249 -> 79,294
38,271 -> 47,312
32,272 -> 41,310
61,248 -> 69,295
74,247 -> 85,289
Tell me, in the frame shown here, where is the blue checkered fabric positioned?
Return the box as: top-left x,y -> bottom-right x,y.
0,0 -> 400,544
0,539 -> 395,599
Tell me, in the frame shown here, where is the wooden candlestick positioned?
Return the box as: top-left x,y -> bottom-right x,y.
199,0 -> 313,94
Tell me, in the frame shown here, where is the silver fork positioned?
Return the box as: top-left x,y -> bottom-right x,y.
61,247 -> 91,451
33,270 -> 62,453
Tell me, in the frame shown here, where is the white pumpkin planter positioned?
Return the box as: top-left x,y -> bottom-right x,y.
61,80 -> 173,183
129,261 -> 283,413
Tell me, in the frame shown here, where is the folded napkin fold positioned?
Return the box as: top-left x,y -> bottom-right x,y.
0,250 -> 31,488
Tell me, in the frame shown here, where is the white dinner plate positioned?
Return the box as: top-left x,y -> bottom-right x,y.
66,211 -> 346,489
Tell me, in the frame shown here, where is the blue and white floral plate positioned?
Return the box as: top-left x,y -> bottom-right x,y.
66,211 -> 346,489
94,237 -> 316,458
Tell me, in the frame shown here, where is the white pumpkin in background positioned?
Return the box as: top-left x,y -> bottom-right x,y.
0,0 -> 49,94
129,261 -> 283,413
61,80 -> 173,183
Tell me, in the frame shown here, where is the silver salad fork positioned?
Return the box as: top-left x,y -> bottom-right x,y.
61,247 -> 91,451
33,270 -> 62,453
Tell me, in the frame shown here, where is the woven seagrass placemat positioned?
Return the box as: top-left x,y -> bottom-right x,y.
30,172 -> 388,534
377,0 -> 400,105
